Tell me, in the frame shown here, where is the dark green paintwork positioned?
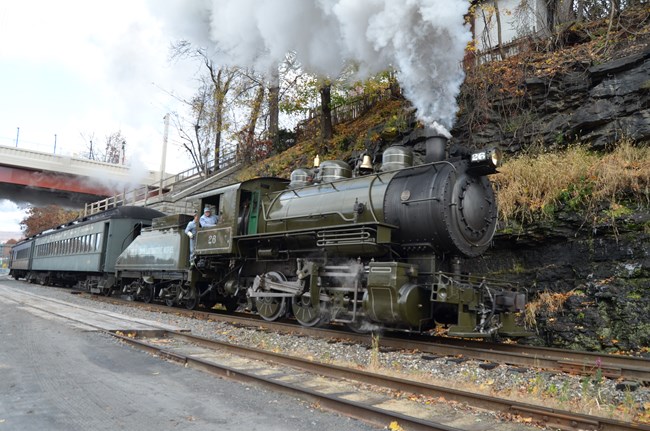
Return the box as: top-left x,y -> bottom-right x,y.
116,226 -> 189,271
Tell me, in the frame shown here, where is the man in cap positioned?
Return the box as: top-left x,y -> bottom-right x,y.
184,211 -> 199,265
200,206 -> 218,227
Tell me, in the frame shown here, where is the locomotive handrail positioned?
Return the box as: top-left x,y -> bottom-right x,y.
367,174 -> 381,223
436,271 -> 520,289
238,222 -> 398,240
267,210 -> 358,224
400,196 -> 442,204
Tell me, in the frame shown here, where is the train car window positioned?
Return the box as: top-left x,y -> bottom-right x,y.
96,233 -> 102,250
201,196 -> 221,224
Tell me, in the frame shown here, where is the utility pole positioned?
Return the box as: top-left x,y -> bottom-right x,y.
54,134 -> 57,154
15,127 -> 19,147
159,113 -> 169,194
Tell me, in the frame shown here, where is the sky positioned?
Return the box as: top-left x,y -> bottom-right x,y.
0,1 -> 200,235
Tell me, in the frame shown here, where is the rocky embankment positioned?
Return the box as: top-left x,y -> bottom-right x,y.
476,210 -> 650,352
447,31 -> 650,352
453,47 -> 650,153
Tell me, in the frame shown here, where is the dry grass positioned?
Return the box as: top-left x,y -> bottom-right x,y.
524,290 -> 575,328
495,140 -> 650,224
596,140 -> 650,206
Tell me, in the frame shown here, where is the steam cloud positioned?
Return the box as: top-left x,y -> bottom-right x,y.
159,0 -> 471,135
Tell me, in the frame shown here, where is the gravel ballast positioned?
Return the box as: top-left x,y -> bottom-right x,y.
5,277 -> 649,426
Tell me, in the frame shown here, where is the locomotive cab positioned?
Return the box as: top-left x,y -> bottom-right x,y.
191,178 -> 290,259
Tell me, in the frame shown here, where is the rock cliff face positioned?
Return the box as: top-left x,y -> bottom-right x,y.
448,48 -> 650,352
476,213 -> 650,352
452,48 -> 650,153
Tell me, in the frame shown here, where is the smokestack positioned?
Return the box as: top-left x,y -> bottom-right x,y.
425,133 -> 448,163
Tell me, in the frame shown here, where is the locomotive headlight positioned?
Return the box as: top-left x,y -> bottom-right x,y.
489,147 -> 502,168
469,147 -> 502,175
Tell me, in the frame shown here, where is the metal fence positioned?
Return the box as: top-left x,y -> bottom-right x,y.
84,147 -> 239,216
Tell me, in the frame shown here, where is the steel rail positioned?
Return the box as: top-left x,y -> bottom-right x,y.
82,293 -> 650,383
110,330 -> 464,431
110,329 -> 650,431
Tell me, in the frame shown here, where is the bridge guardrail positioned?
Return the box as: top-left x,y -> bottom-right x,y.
0,144 -> 159,184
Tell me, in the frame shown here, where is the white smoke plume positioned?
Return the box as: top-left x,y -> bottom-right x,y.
156,0 -> 471,135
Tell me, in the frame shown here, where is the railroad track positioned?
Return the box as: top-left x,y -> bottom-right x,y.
9,284 -> 647,430
82,292 -> 650,384
109,329 -> 649,431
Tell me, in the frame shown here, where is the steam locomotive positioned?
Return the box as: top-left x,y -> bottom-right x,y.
114,133 -> 529,338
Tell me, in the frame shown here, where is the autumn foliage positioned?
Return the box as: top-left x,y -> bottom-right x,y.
20,205 -> 81,238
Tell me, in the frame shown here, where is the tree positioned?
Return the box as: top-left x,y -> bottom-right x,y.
236,77 -> 267,164
104,131 -> 126,165
319,81 -> 333,142
20,206 -> 81,237
268,69 -> 280,149
171,42 -> 242,175
493,0 -> 506,60
80,131 -> 126,164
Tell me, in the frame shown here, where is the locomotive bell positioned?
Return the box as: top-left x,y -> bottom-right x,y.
360,155 -> 373,170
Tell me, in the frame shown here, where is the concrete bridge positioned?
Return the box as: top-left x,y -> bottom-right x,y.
0,145 -> 161,207
0,144 -> 244,218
